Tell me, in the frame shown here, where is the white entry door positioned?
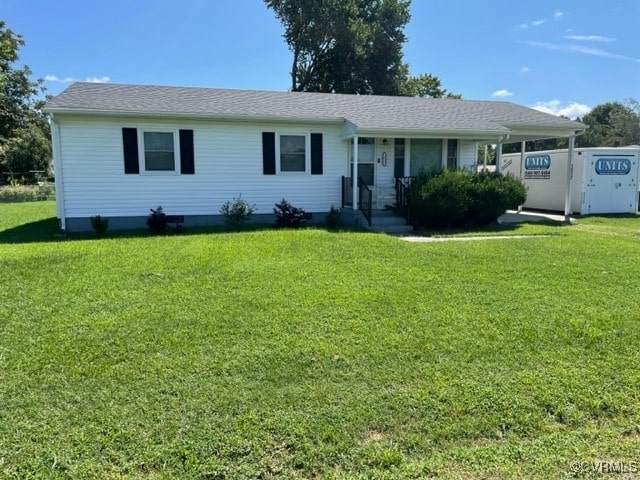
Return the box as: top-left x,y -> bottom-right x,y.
375,139 -> 395,209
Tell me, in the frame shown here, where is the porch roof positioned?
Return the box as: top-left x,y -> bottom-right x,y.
45,82 -> 585,142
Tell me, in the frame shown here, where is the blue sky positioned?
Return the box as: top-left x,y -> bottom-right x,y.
4,0 -> 639,119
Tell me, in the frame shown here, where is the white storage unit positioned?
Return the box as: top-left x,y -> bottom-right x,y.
501,147 -> 639,214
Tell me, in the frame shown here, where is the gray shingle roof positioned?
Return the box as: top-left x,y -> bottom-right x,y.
44,82 -> 584,135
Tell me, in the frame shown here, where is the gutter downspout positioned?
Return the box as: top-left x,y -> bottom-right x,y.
50,114 -> 66,232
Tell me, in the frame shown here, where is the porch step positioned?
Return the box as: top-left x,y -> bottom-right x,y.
369,210 -> 414,235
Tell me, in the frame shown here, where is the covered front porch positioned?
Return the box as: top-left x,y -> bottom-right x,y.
339,122 -> 587,226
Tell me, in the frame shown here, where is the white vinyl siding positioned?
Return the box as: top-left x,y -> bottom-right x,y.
55,116 -> 345,219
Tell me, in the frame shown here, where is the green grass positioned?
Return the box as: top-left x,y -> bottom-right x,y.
1,202 -> 640,479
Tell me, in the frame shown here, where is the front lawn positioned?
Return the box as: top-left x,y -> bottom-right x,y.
1,202 -> 639,479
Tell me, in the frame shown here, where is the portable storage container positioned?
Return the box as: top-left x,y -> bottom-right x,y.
500,147 -> 639,214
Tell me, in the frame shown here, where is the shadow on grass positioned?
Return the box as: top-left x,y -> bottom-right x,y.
0,217 -> 374,245
1,214 -> 573,245
409,219 -> 568,238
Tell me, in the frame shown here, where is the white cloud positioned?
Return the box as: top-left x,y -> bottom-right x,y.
492,89 -> 514,98
530,100 -> 591,120
519,11 -> 563,29
44,74 -> 74,83
85,76 -> 110,83
564,35 -> 616,43
44,74 -> 110,84
526,41 -> 640,63
520,66 -> 531,73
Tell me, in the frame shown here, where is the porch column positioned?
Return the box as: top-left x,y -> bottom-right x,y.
518,141 -> 526,212
496,139 -> 503,174
483,144 -> 488,172
352,135 -> 359,208
564,134 -> 575,221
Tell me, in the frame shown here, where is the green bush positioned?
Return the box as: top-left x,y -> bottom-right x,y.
408,170 -> 471,228
408,170 -> 526,228
219,194 -> 256,228
146,206 -> 167,234
0,184 -> 55,203
468,172 -> 527,225
274,199 -> 306,228
90,215 -> 109,236
325,205 -> 341,228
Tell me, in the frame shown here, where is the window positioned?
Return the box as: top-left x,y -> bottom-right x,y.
410,139 -> 442,176
122,128 -> 194,175
262,132 -> 322,175
279,134 -> 306,172
394,138 -> 405,178
447,139 -> 458,169
143,131 -> 176,171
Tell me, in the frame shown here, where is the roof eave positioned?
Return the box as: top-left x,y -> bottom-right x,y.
43,107 -> 346,126
341,126 -> 510,140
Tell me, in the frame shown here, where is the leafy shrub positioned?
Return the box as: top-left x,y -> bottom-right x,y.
0,184 -> 55,202
409,170 -> 471,228
147,206 -> 167,234
90,215 -> 109,236
219,194 -> 256,228
325,205 -> 341,228
407,170 -> 526,228
274,199 -> 306,228
467,172 -> 527,225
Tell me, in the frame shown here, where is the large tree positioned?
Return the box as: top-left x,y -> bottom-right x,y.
0,21 -> 50,180
265,0 -> 458,97
611,98 -> 640,146
576,101 -> 639,148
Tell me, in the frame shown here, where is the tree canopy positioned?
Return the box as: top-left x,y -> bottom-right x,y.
577,100 -> 640,148
0,21 -> 50,180
265,0 -> 459,98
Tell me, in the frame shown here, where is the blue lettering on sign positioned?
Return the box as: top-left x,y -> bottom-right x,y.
525,154 -> 551,170
595,158 -> 632,175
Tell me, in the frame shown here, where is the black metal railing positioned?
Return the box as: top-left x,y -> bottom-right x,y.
394,176 -> 412,221
341,176 -> 372,225
358,177 -> 372,226
341,175 -> 352,207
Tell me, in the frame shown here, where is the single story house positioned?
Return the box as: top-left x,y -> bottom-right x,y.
43,82 -> 585,231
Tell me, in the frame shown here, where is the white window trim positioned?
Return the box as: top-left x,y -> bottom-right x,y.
139,128 -> 181,175
276,132 -> 310,174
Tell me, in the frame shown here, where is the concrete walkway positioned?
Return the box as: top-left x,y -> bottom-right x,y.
498,209 -> 569,224
400,234 -> 551,243
399,210 -> 566,243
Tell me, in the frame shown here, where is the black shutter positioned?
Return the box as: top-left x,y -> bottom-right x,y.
122,128 -> 139,174
310,133 -> 323,175
179,129 -> 195,174
262,132 -> 276,175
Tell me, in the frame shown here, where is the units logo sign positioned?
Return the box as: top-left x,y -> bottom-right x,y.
524,154 -> 551,179
594,158 -> 632,175
525,155 -> 551,170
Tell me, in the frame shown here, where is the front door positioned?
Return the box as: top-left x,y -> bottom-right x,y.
375,139 -> 395,209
